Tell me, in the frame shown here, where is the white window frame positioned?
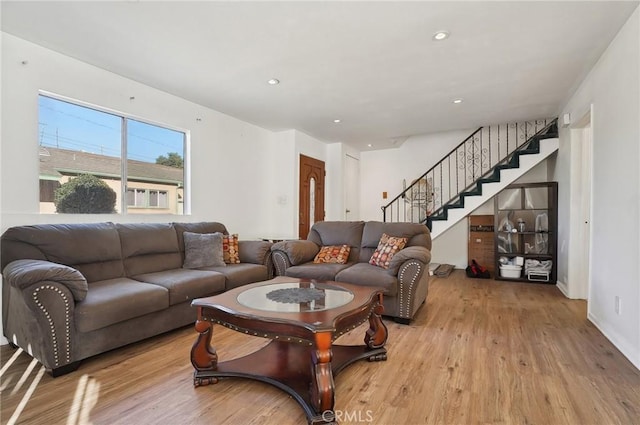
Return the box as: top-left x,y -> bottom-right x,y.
39,91 -> 191,215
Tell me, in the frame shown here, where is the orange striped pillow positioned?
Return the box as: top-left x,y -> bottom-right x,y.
369,233 -> 407,269
222,234 -> 240,264
313,245 -> 351,264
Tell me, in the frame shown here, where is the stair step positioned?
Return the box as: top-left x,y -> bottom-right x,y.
461,189 -> 481,197
478,176 -> 500,185
386,120 -> 559,239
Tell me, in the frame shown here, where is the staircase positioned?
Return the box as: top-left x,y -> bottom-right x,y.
382,119 -> 559,239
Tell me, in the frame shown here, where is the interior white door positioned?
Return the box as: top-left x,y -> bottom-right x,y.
344,154 -> 360,220
578,125 -> 593,299
569,112 -> 593,300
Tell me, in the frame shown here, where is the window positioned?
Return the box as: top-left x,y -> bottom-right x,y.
127,188 -> 169,209
39,179 -> 61,203
38,94 -> 186,214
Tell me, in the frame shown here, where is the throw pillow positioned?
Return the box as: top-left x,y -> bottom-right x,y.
222,234 -> 240,264
369,233 -> 408,269
313,245 -> 351,264
183,231 -> 226,269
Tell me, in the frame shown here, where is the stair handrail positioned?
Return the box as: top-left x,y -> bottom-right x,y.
382,118 -> 558,224
429,118 -> 558,219
381,126 -> 483,221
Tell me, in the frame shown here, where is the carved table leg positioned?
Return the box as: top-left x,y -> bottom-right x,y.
365,293 -> 388,361
191,316 -> 219,387
310,332 -> 335,416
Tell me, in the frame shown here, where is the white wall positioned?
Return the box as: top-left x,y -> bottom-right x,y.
269,130 -> 297,238
551,8 -> 640,369
360,128 -> 475,222
1,33 -> 278,236
0,34 -> 347,238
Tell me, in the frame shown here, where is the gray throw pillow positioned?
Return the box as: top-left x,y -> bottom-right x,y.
183,231 -> 226,268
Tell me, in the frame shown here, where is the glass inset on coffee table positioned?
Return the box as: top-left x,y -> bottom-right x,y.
190,277 -> 388,425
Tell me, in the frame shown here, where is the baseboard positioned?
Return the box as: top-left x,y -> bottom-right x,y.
588,310 -> 640,371
556,280 -> 569,298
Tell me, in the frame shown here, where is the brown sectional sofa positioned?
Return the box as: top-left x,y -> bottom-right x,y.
1,221 -> 272,376
270,221 -> 432,324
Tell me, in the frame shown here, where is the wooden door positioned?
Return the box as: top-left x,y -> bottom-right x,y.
299,154 -> 325,239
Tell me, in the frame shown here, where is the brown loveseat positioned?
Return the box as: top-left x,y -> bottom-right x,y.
1,222 -> 272,376
270,221 -> 431,324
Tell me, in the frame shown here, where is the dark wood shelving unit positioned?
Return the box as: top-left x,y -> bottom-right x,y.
494,182 -> 558,283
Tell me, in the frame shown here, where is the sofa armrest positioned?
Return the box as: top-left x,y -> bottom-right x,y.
271,240 -> 320,266
3,259 -> 88,301
238,240 -> 272,265
3,260 -> 84,373
387,246 -> 431,275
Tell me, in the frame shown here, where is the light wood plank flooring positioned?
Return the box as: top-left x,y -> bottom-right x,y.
2,270 -> 639,424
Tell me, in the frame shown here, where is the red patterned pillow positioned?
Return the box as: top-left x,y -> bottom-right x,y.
222,234 -> 240,264
313,245 -> 351,264
369,233 -> 408,269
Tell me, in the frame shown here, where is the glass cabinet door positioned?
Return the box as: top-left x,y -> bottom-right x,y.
524,187 -> 548,209
497,188 -> 522,210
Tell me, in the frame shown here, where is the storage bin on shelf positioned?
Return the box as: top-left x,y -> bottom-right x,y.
499,264 -> 522,279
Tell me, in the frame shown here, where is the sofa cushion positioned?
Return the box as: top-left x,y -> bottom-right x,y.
223,234 -> 240,264
173,222 -> 228,259
75,278 -> 168,333
1,222 -> 124,283
314,245 -> 351,264
117,223 -> 182,276
183,232 -> 226,269
238,240 -> 272,265
284,262 -> 353,281
307,221 -> 364,262
360,221 -> 431,262
369,233 -> 408,269
335,263 -> 398,296
199,263 -> 270,290
132,269 -> 226,305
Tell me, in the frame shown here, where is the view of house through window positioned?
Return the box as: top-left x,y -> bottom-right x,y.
38,94 -> 186,214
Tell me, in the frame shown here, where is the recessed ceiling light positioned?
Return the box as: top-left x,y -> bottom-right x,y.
333,119 -> 341,123
432,31 -> 450,41
267,78 -> 280,85
453,98 -> 464,104
367,144 -> 373,148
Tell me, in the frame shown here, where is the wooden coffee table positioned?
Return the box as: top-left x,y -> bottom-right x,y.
190,276 -> 388,424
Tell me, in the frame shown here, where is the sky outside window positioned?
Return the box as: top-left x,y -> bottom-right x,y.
38,96 -> 183,163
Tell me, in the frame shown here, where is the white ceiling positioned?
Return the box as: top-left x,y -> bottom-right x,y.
2,1 -> 638,151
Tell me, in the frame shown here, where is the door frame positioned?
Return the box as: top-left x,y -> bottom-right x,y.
298,154 -> 325,239
344,153 -> 360,220
568,107 -> 593,300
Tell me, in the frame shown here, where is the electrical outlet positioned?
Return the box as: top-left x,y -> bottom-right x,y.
615,296 -> 621,315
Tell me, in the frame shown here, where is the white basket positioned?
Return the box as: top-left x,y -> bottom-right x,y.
499,265 -> 522,279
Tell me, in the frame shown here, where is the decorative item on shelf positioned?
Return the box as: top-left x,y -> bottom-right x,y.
494,182 -> 557,283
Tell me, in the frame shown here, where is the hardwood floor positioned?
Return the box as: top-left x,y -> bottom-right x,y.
2,270 -> 639,424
